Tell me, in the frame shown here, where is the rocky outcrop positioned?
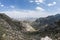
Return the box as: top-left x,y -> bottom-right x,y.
0,13 -> 60,40
31,14 -> 60,40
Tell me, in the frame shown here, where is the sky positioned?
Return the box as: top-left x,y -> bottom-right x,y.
0,0 -> 60,18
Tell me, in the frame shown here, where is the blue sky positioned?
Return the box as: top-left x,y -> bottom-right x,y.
0,0 -> 60,18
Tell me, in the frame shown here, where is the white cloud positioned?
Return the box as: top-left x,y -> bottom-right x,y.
35,7 -> 45,11
0,3 -> 4,7
53,2 -> 56,4
48,4 -> 52,7
0,4 -> 4,7
10,5 -> 15,8
29,0 -> 45,5
35,0 -> 45,3
48,2 -> 56,7
35,0 -> 45,5
29,0 -> 34,3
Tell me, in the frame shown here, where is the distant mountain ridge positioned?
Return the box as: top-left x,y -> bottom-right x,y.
32,14 -> 60,29
31,14 -> 60,40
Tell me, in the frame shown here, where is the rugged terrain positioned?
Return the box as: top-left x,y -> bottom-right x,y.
0,13 -> 60,40
31,14 -> 60,40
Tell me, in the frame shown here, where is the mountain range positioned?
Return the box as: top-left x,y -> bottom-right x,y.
0,13 -> 60,40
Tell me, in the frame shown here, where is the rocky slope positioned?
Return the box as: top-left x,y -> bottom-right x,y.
31,14 -> 60,40
0,13 -> 43,40
0,13 -> 60,40
31,14 -> 60,29
0,13 -> 36,40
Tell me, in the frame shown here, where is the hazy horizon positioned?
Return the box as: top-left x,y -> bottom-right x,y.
0,0 -> 60,18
